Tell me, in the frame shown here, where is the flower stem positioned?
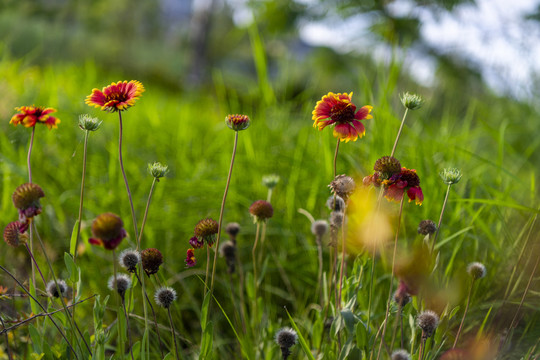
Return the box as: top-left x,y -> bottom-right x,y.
252,222 -> 261,315
390,304 -> 403,351
316,234 -> 324,307
0,315 -> 13,360
418,336 -> 426,360
167,308 -> 180,360
27,126 -> 35,183
24,243 -> 46,287
337,204 -> 348,309
137,178 -> 157,251
390,108 -> 408,158
453,279 -> 475,348
74,130 -> 89,262
121,299 -> 135,360
210,131 -> 239,296
118,112 -> 139,240
509,255 -> 540,330
135,271 -> 164,358
333,138 -> 340,179
376,197 -> 405,360
431,184 -> 452,253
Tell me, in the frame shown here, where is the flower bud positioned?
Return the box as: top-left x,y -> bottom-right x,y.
400,92 -> 424,110
249,200 -> 274,223
440,168 -> 462,185
154,287 -> 177,309
467,262 -> 486,280
225,114 -> 250,131
78,114 -> 102,131
148,162 -> 169,180
262,174 -> 280,189
141,248 -> 163,275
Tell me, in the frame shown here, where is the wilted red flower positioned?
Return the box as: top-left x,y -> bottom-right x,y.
141,248 -> 163,275
89,213 -> 127,250
10,106 -> 60,130
383,168 -> 424,205
3,221 -> 29,247
249,200 -> 274,223
189,236 -> 204,249
185,248 -> 196,267
12,183 -> 45,222
85,80 -> 145,112
312,92 -> 372,142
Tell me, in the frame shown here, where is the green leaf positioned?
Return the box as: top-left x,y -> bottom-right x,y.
29,325 -> 42,354
64,252 -> 75,281
69,220 -> 79,257
355,322 -> 368,349
163,354 -> 174,360
285,307 -> 316,360
201,292 -> 211,331
200,321 -> 214,359
29,277 -> 39,315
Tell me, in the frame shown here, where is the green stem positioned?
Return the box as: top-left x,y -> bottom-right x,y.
431,184 -> 452,253
0,316 -> 13,360
453,279 -> 475,348
135,271 -> 164,358
122,299 -> 135,360
390,108 -> 408,158
24,243 -> 46,287
337,203 -> 348,309
252,222 -> 261,315
74,130 -> 89,262
137,177 -> 157,251
333,138 -> 340,179
167,308 -> 180,360
27,126 -> 36,289
510,255 -> 540,330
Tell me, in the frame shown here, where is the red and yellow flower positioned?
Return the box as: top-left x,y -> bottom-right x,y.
312,92 -> 372,142
10,106 -> 60,129
364,166 -> 424,205
85,80 -> 145,112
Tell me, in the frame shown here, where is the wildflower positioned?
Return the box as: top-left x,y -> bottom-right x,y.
312,92 -> 373,142
225,114 -> 251,131
3,221 -> 28,247
391,349 -> 411,360
383,168 -> 424,205
141,248 -> 163,275
88,213 -> 127,250
249,200 -> 274,223
400,92 -> 424,110
275,327 -> 298,360
467,262 -> 486,280
417,310 -> 439,338
154,287 -> 177,309
189,236 -> 204,249
440,168 -> 462,185
329,175 -> 356,201
225,222 -> 241,240
148,162 -> 168,180
108,274 -> 132,299
373,156 -> 402,180
12,183 -> 45,222
118,249 -> 141,273
185,248 -> 197,267
10,106 -> 60,130
220,240 -> 236,274
326,195 -> 345,212
262,174 -> 280,189
78,114 -> 102,131
194,218 -> 219,246
85,80 -> 145,112
418,220 -> 437,236
47,279 -> 67,298
311,220 -> 329,237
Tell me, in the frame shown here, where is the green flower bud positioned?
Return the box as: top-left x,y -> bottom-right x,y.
440,168 -> 462,185
78,114 -> 102,131
400,92 -> 424,110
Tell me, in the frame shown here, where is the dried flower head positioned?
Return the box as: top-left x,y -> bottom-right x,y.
78,114 -> 102,131
47,279 -> 67,298
391,349 -> 411,360
225,114 -> 251,131
330,211 -> 344,229
249,200 -> 274,223
225,222 -> 241,240
108,274 -> 132,298
85,80 -> 145,112
374,156 -> 402,178
312,92 -> 373,142
220,240 -> 237,274
148,162 -> 169,180
10,106 -> 60,129
189,236 -> 204,249
3,221 -> 28,247
400,92 -> 424,110
185,248 -> 197,267
154,287 -> 177,309
311,220 -> 329,237
141,248 -> 163,275
418,220 -> 437,236
275,327 -> 298,360
440,168 -> 462,185
12,183 -> 45,222
417,310 -> 439,338
326,195 -> 345,212
194,218 -> 219,246
329,175 -> 356,201
262,174 -> 280,189
119,249 -> 141,273
89,213 -> 127,250
467,262 -> 486,280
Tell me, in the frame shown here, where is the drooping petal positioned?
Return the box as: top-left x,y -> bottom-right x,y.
355,105 -> 373,120
385,183 -> 405,202
407,187 -> 424,205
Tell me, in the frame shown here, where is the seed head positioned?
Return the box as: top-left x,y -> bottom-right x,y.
400,92 -> 424,110
89,213 -> 127,250
194,218 -> 219,245
374,156 -> 402,178
326,195 -> 345,212
108,274 -> 132,298
275,327 -> 298,360
417,310 -> 439,338
311,220 -> 329,237
391,349 -> 411,360
3,221 -> 28,247
225,222 -> 241,240
47,279 -> 67,298
154,287 -> 177,309
12,183 -> 45,222
330,211 -> 344,229
418,220 -> 437,236
249,200 -> 274,223
440,168 -> 462,185
220,240 -> 237,274
119,249 -> 141,272
148,162 -> 169,180
467,262 -> 486,280
225,114 -> 251,131
141,248 -> 163,275
329,175 -> 355,201
78,114 -> 102,131
262,174 -> 280,189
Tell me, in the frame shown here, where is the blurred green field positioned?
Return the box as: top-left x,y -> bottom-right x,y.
0,26 -> 539,358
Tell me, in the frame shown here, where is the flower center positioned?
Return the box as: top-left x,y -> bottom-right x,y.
330,102 -> 356,123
